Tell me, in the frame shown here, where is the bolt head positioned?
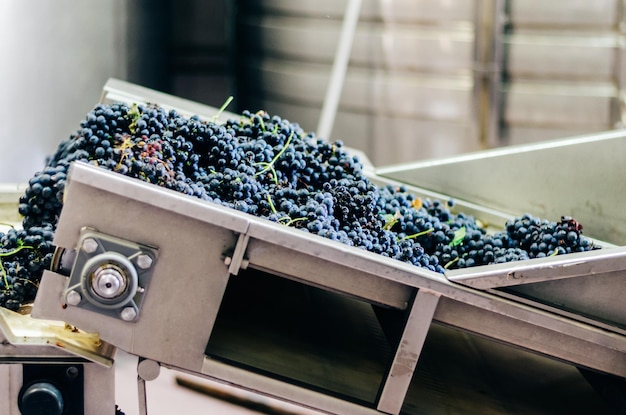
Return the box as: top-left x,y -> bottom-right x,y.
136,254 -> 153,270
120,306 -> 137,321
65,290 -> 82,306
81,238 -> 99,254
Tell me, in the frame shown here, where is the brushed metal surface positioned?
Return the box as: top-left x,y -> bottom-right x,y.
505,33 -> 620,80
377,129 -> 626,244
240,59 -> 474,121
509,0 -> 619,27
239,0 -> 475,22
239,16 -> 474,72
502,81 -> 615,127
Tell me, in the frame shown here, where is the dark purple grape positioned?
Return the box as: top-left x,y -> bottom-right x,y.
1,102 -> 599,310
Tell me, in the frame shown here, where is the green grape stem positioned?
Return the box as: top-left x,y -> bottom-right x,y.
444,256 -> 460,269
284,217 -> 307,227
210,96 -> 234,123
255,111 -> 267,132
255,130 -> 295,184
382,218 -> 398,231
401,228 -> 434,241
267,194 -> 278,215
255,162 -> 279,185
0,245 -> 34,291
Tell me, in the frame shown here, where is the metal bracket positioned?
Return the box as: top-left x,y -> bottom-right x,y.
377,289 -> 441,415
62,228 -> 158,323
225,232 -> 250,276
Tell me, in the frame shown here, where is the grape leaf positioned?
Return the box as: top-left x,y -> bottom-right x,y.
449,226 -> 466,247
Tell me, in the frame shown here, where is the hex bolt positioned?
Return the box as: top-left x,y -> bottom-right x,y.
120,306 -> 137,321
65,290 -> 82,306
81,238 -> 99,254
66,366 -> 79,379
136,254 -> 153,270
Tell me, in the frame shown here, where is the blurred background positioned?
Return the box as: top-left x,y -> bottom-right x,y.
1,2 -> 624,414
0,0 -> 625,182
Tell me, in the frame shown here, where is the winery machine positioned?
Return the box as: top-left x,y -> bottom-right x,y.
1,79 -> 625,414
0,308 -> 116,414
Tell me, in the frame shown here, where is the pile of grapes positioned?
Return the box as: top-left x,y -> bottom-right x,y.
0,102 -> 598,311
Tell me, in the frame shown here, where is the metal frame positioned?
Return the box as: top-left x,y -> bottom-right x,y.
32,160 -> 626,415
25,78 -> 626,415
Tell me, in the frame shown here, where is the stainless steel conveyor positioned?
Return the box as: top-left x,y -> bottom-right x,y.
25,79 -> 626,415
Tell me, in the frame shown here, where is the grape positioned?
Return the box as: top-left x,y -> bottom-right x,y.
0,102 -> 599,311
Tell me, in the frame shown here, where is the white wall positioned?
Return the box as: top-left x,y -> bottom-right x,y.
0,0 -> 127,182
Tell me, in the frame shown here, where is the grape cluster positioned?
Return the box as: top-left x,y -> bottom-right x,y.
0,225 -> 54,311
2,102 -> 599,311
372,187 -> 598,269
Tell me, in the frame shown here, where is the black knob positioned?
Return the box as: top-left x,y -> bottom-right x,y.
20,382 -> 64,415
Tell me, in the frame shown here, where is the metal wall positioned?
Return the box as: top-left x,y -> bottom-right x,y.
501,0 -> 626,145
235,0 -> 626,167
236,0 -> 479,166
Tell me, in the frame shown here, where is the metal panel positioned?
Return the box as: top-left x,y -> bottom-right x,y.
33,164 -> 246,373
505,33 -> 620,80
239,0 -> 476,22
502,81 -> 615,127
447,247 -> 626,331
0,366 -> 21,415
244,235 -> 413,310
447,246 -> 626,289
501,1 -> 624,143
236,0 -> 481,165
434,297 -> 626,377
201,358 -> 383,415
0,308 -> 115,366
241,59 -> 473,121
239,16 -> 474,72
508,0 -> 619,27
376,129 -> 626,244
83,363 -> 117,415
503,125 -> 604,146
